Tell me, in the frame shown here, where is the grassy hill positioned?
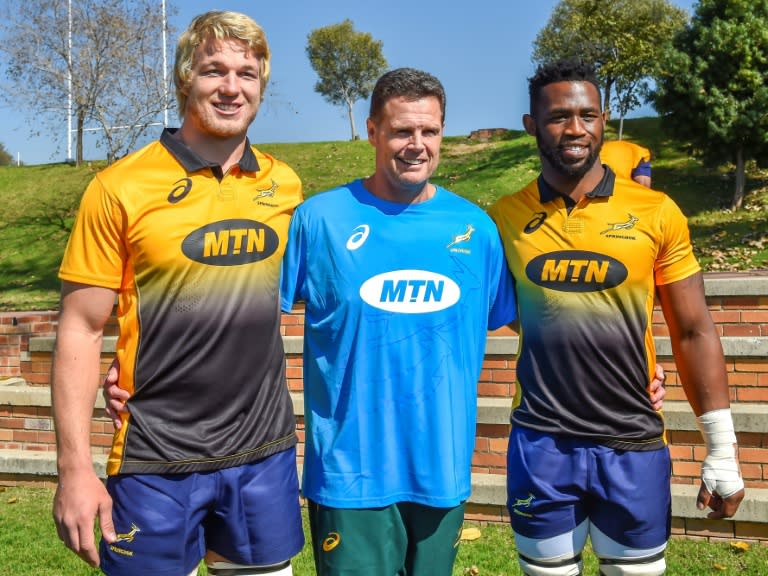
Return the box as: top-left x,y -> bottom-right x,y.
1,118 -> 766,311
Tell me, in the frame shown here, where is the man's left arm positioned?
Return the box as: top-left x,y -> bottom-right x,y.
657,271 -> 745,518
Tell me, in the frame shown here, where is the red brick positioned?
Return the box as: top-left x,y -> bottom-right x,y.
482,359 -> 510,369
735,522 -> 768,540
672,461 -> 700,479
737,388 -> 768,402
722,296 -> 760,308
490,370 -> 517,383
739,447 -> 768,464
734,360 -> 768,373
728,372 -> 758,386
742,311 -> 768,323
477,383 -> 510,397
684,518 -> 735,538
0,418 -> 24,430
668,445 -> 693,460
36,431 -> 56,445
708,310 -> 743,323
740,464 -> 763,481
489,438 -> 508,452
474,438 -> 489,452
12,430 -> 38,443
476,424 -> 510,438
722,324 -> 761,337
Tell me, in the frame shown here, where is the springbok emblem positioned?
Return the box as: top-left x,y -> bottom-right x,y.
510,493 -> 535,518
253,179 -> 278,200
114,523 -> 141,543
601,213 -> 639,235
447,224 -> 475,248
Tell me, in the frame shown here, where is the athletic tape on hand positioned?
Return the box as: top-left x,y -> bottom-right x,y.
697,409 -> 744,498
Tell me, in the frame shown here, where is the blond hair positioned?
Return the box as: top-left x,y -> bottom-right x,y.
174,11 -> 270,116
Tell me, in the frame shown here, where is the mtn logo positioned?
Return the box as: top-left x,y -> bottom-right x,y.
359,270 -> 460,313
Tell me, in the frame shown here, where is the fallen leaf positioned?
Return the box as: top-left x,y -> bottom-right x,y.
461,527 -> 482,541
7,497 -> 18,504
729,541 -> 750,553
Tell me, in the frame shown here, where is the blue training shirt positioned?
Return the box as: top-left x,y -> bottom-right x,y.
280,179 -> 516,508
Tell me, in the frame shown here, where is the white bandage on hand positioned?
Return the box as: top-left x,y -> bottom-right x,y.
696,408 -> 744,499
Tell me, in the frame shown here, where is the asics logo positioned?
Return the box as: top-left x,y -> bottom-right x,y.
346,225 -> 370,250
524,212 -> 547,234
168,178 -> 192,204
322,532 -> 341,552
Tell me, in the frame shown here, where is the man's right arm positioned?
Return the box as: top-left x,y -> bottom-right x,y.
52,281 -> 118,567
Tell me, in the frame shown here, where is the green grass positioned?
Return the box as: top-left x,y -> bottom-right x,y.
1,118 -> 766,311
2,486 -> 767,575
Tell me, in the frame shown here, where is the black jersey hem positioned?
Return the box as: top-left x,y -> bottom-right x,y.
511,422 -> 666,452
113,433 -> 297,475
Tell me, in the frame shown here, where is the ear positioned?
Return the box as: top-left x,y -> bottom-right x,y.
523,114 -> 536,137
366,118 -> 376,145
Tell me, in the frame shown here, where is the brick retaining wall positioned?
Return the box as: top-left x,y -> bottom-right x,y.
1,272 -> 767,542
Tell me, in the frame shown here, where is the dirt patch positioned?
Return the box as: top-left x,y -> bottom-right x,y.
442,142 -> 496,157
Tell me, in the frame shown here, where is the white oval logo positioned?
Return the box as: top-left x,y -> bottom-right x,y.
359,270 -> 460,313
346,225 -> 370,250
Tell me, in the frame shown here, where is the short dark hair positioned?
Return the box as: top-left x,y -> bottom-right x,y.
528,59 -> 601,114
369,68 -> 446,124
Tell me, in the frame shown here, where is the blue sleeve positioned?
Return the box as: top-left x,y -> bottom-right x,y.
280,210 -> 306,313
487,242 -> 517,330
631,159 -> 652,178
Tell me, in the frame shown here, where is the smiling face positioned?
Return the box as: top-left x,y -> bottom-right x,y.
366,95 -> 443,203
180,36 -> 262,142
524,80 -> 606,184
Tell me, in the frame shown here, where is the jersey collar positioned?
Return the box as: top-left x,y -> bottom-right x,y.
537,165 -> 617,208
160,128 -> 260,176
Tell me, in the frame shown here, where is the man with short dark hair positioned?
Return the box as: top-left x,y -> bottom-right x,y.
280,67 -> 518,575
489,59 -> 744,576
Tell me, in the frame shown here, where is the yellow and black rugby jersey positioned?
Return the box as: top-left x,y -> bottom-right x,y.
601,140 -> 651,181
489,168 -> 699,450
60,129 -> 303,475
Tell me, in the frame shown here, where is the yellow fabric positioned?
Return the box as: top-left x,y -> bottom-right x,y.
600,140 -> 651,180
60,139 -> 302,475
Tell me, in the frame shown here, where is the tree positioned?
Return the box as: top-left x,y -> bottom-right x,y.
0,0 -> 175,165
0,142 -> 12,166
306,19 -> 388,140
533,0 -> 687,131
653,0 -> 768,211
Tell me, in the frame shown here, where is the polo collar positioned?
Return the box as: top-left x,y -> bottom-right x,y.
160,128 -> 260,176
537,165 -> 616,207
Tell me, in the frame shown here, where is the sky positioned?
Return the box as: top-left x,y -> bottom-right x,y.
0,0 -> 697,166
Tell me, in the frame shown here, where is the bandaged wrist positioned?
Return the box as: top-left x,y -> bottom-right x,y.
697,408 -> 743,498
697,408 -> 737,458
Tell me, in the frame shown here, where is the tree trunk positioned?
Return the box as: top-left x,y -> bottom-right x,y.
603,77 -> 614,121
732,148 -> 745,211
346,98 -> 358,141
618,114 -> 625,140
76,112 -> 85,167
